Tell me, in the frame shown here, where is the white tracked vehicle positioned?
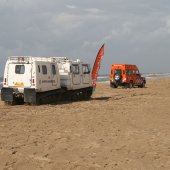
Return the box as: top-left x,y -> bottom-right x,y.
1,56 -> 93,104
1,44 -> 104,105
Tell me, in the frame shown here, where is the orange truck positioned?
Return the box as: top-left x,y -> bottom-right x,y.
110,64 -> 146,88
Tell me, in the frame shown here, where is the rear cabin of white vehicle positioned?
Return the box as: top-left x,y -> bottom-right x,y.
1,56 -> 93,104
1,56 -> 61,104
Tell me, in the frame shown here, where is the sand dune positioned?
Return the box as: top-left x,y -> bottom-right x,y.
0,78 -> 170,170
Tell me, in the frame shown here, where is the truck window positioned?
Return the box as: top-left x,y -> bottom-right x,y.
129,70 -> 133,75
114,69 -> 122,75
126,70 -> 133,75
82,64 -> 90,74
52,64 -> 56,75
42,65 -> 47,75
15,65 -> 25,74
71,65 -> 79,74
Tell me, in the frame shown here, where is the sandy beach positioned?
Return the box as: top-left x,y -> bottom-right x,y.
0,77 -> 170,170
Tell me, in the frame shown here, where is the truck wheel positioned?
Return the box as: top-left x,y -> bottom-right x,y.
110,83 -> 118,88
114,84 -> 118,88
140,82 -> 145,88
128,81 -> 133,88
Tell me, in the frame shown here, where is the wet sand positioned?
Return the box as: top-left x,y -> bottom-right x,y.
0,78 -> 170,170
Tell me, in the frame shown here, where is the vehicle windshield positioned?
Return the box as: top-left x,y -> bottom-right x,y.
114,69 -> 122,75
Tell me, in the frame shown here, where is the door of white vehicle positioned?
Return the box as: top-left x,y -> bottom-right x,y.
51,64 -> 58,86
82,64 -> 91,84
7,63 -> 32,87
71,64 -> 81,85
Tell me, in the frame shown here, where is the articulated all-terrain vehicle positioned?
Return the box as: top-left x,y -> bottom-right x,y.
1,45 -> 105,105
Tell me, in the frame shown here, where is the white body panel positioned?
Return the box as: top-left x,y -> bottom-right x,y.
7,63 -> 32,88
3,56 -> 61,93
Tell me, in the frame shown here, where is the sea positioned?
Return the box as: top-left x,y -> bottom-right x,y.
0,73 -> 170,89
94,73 -> 170,83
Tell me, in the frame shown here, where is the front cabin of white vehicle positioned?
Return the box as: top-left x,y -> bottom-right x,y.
55,58 -> 92,90
1,56 -> 61,104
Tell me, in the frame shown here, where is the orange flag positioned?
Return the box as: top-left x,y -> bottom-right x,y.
92,44 -> 105,88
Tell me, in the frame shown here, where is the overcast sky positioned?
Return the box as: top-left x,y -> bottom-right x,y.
0,0 -> 170,75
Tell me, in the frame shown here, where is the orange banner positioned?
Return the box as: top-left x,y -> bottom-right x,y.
92,44 -> 105,87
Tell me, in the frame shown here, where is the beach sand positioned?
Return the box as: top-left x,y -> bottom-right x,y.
0,78 -> 170,170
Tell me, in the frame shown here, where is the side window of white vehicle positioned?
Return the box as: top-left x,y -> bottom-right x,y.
52,64 -> 56,75
38,65 -> 41,73
71,65 -> 79,74
42,65 -> 47,75
82,64 -> 90,74
15,65 -> 25,74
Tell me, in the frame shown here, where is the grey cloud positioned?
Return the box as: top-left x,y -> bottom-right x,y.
0,0 -> 170,75
66,5 -> 77,9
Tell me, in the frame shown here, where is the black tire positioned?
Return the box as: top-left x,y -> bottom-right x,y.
114,84 -> 118,88
110,83 -> 118,88
139,82 -> 145,88
128,81 -> 133,88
